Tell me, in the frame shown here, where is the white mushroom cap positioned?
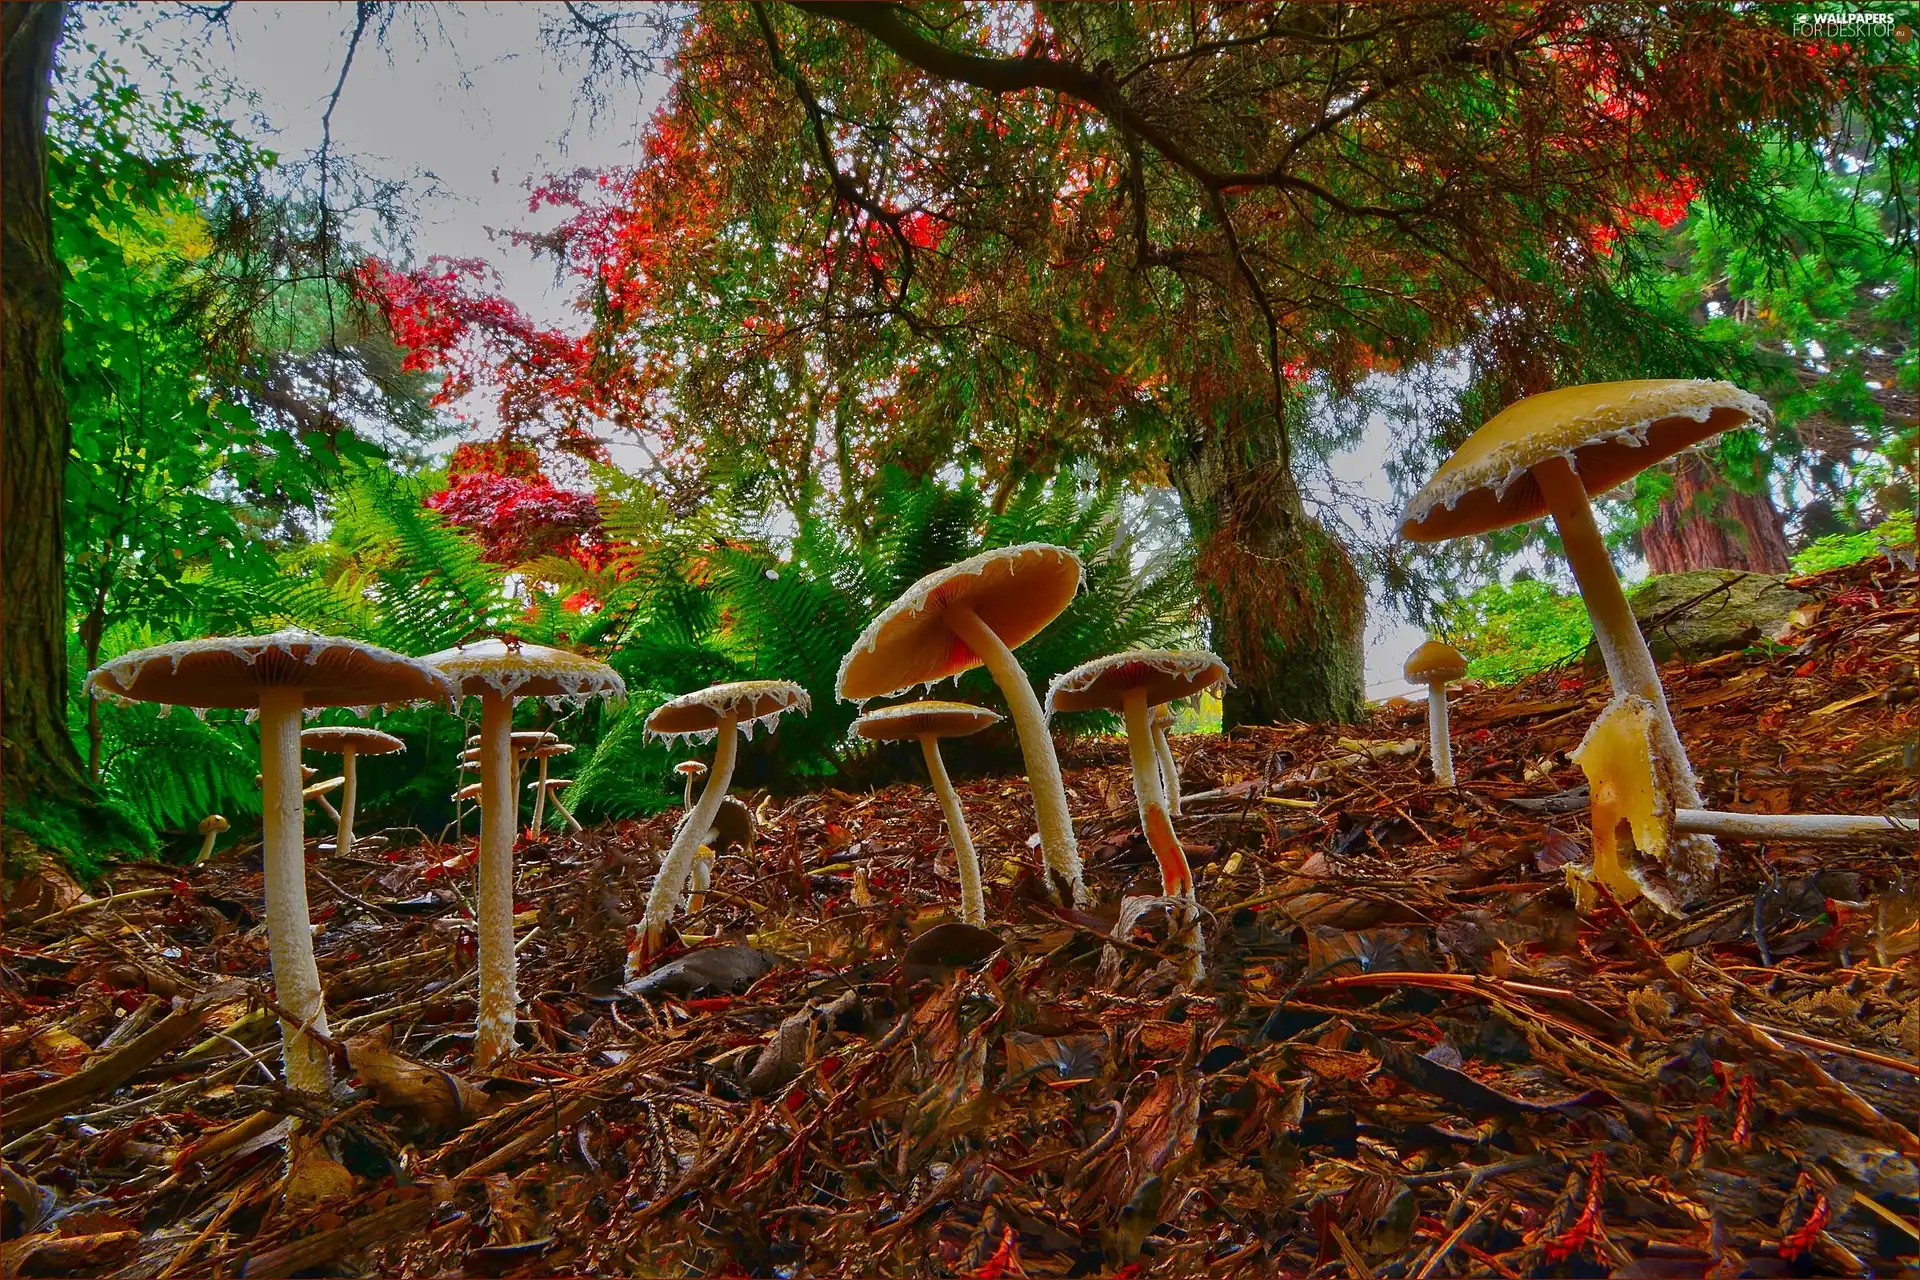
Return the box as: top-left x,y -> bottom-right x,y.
853,700 -> 1002,741
837,544 -> 1082,702
89,629 -> 455,715
1400,380 -> 1771,541
301,725 -> 406,755
646,680 -> 811,743
423,639 -> 626,708
1046,650 -> 1228,715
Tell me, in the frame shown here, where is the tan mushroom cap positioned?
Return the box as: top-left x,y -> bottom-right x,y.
1404,640 -> 1469,685
1046,649 -> 1228,715
528,742 -> 573,760
454,782 -> 484,801
646,680 -> 811,739
199,814 -> 229,834
510,731 -> 560,749
1400,380 -> 1772,542
709,795 -> 755,851
853,700 -> 1002,741
423,639 -> 626,703
838,544 -> 1083,702
88,629 -> 455,711
301,725 -> 406,755
532,776 -> 572,791
674,760 -> 709,777
303,776 -> 346,799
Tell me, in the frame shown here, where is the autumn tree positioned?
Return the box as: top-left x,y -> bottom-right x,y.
448,1 -> 1889,725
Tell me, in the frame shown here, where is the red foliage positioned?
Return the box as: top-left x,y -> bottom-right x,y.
428,467 -> 607,568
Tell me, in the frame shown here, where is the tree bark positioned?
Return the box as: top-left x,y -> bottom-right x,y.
2,4 -> 142,858
1168,395 -> 1366,728
1641,454 -> 1791,576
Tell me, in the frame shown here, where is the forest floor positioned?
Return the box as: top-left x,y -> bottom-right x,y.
3,555 -> 1916,1279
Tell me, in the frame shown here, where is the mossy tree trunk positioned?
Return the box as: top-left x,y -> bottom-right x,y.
1169,393 -> 1365,728
1,4 -> 143,861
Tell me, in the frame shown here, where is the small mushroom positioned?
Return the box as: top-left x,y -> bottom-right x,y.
88,630 -> 454,1095
1047,650 -> 1227,903
1149,705 -> 1181,817
424,640 -> 625,1067
196,814 -> 229,863
838,545 -> 1089,905
631,680 -> 810,972
852,701 -> 1002,925
675,759 -> 708,808
300,726 -> 405,857
1404,641 -> 1469,787
1402,379 -> 1772,908
528,776 -> 584,833
527,742 -> 573,834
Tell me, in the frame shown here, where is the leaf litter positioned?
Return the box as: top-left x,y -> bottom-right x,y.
2,555 -> 1915,1277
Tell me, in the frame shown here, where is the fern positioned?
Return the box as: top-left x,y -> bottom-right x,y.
565,691 -> 683,820
97,703 -> 262,833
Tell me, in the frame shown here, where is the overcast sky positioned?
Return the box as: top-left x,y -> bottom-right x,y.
92,1 -> 1429,697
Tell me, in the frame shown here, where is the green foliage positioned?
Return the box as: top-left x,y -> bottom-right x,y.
1790,515 -> 1918,575
566,693 -> 681,822
1438,579 -> 1594,687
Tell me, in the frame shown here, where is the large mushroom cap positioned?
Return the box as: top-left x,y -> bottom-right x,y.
301,725 -> 406,755
1400,380 -> 1772,542
88,629 -> 455,712
853,700 -> 1002,741
1404,640 -> 1469,685
646,680 -> 811,742
1046,649 -> 1228,715
838,544 -> 1083,702
423,639 -> 626,706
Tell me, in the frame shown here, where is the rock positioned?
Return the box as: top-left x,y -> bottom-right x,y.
1584,569 -> 1810,668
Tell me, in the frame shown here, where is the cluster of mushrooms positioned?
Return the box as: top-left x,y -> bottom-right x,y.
1399,378 -> 1913,912
86,377 -> 1915,1106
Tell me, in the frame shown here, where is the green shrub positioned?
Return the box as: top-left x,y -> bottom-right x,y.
1437,578 -> 1594,686
1789,515 -> 1916,575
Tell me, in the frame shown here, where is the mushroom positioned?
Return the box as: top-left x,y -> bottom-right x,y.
1404,641 -> 1469,788
675,759 -> 709,807
88,630 -> 453,1094
1401,379 -> 1773,906
631,680 -> 811,971
852,701 -> 1002,925
686,795 -> 753,915
529,776 -> 584,833
1572,694 -> 1919,912
838,544 -> 1089,906
1047,650 -> 1228,904
196,814 -> 228,863
300,726 -> 405,857
1149,705 -> 1181,817
527,742 -> 573,834
422,640 -> 625,1067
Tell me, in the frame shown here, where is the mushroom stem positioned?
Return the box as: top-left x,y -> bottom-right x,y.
548,787 -> 583,833
945,603 -> 1087,906
257,686 -> 332,1096
531,752 -> 550,835
1673,809 -> 1917,845
1426,681 -> 1456,787
686,845 -> 714,916
632,712 -> 739,973
474,691 -> 519,1068
1123,689 -> 1193,900
1152,720 -> 1181,817
1533,456 -> 1712,840
920,733 -> 985,926
197,827 -> 220,863
337,748 -> 359,857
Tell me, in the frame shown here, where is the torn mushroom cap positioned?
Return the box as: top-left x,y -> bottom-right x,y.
88,629 -> 455,712
646,680 -> 811,742
1398,380 -> 1771,541
424,640 -> 627,707
1045,649 -> 1229,715
851,700 -> 1002,741
836,544 -> 1082,700
709,795 -> 755,850
299,725 -> 405,756
1568,693 -> 1681,913
1403,640 -> 1468,686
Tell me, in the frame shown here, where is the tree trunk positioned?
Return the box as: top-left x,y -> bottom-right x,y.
1168,395 -> 1365,728
1641,454 -> 1791,575
1,4 -> 143,860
